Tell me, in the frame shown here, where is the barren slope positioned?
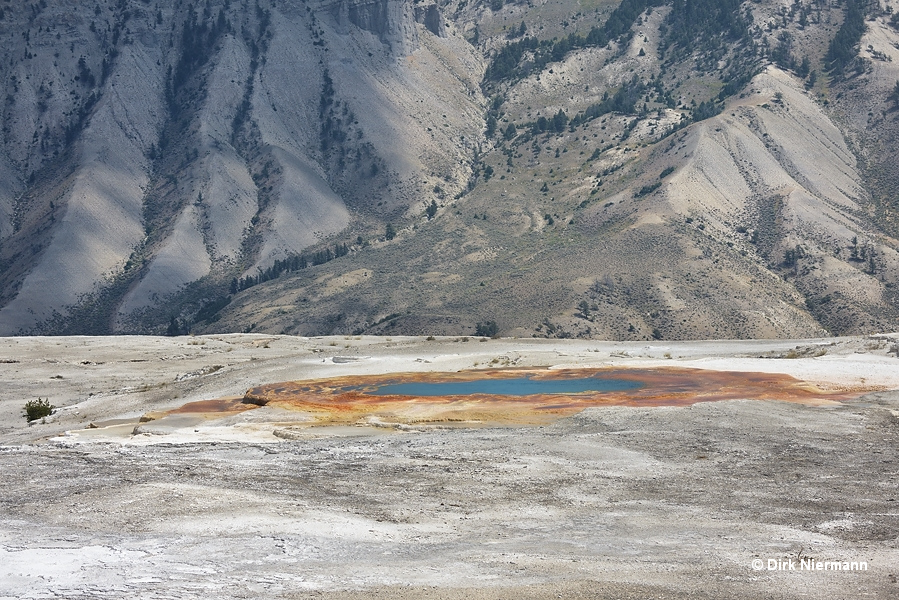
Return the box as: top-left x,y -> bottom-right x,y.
0,0 -> 485,334
1,0 -> 898,337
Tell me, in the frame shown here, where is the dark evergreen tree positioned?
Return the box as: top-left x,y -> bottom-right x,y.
552,109 -> 569,132
889,81 -> 899,108
486,115 -> 497,137
825,0 -> 867,74
166,316 -> 182,336
476,321 -> 499,337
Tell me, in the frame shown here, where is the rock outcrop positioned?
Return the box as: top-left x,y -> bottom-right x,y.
414,4 -> 446,38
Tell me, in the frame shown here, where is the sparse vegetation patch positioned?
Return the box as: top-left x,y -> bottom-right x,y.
24,398 -> 54,422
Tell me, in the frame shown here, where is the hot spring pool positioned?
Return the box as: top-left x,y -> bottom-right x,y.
357,376 -> 641,397
223,367 -> 863,427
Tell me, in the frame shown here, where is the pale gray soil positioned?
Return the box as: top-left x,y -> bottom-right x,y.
1,335 -> 898,599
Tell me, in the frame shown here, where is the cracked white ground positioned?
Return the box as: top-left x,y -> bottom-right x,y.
1,334 -> 898,599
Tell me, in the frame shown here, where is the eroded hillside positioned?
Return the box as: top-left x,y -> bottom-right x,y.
0,0 -> 484,334
1,0 -> 898,338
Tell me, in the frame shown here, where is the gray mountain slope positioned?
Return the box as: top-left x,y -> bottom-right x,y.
1,0 -> 898,338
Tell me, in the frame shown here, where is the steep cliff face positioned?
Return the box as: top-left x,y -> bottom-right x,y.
0,0 -> 897,338
327,0 -> 419,52
414,4 -> 446,38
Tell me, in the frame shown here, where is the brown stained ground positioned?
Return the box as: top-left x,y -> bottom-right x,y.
221,367 -> 874,426
167,396 -> 256,415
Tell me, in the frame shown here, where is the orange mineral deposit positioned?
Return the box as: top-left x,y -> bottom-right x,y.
213,367 -> 871,426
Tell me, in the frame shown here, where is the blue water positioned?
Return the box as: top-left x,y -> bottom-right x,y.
361,375 -> 640,397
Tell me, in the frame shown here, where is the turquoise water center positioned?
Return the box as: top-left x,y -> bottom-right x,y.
359,375 -> 641,397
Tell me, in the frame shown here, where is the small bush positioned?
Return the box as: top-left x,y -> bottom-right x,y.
635,181 -> 662,198
25,398 -> 54,422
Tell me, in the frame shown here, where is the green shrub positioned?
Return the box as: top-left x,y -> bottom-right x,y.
635,181 -> 662,197
25,398 -> 54,422
476,321 -> 499,338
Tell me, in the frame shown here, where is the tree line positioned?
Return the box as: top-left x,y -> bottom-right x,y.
483,0 -> 664,86
231,242 -> 350,294
825,0 -> 867,75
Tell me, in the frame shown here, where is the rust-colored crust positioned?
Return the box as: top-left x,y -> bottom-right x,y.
167,396 -> 255,416
225,367 -> 873,426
